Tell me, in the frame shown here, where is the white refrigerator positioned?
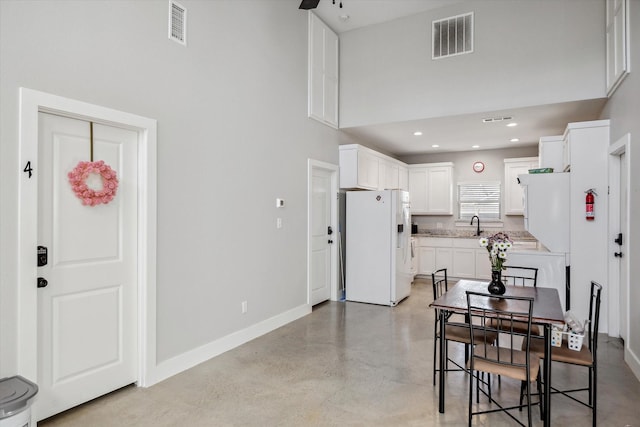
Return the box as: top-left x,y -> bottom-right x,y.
345,190 -> 412,306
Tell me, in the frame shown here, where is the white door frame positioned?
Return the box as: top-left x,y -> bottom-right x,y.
18,88 -> 158,388
607,133 -> 630,339
307,159 -> 339,303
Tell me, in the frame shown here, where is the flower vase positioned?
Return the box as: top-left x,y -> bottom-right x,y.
488,270 -> 506,295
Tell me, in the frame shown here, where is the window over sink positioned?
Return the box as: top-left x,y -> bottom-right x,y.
458,182 -> 501,220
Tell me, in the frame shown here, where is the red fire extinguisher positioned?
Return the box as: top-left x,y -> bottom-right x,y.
585,189 -> 597,221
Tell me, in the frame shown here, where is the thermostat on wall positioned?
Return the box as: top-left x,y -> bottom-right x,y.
276,198 -> 285,208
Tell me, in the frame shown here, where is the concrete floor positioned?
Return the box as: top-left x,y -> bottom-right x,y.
40,278 -> 640,426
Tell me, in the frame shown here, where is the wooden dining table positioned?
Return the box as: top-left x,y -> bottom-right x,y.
429,279 -> 565,427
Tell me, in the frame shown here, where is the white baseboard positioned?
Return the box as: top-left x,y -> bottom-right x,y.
626,346 -> 640,383
145,304 -> 311,386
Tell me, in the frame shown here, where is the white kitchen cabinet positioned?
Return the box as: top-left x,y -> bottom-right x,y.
606,0 -> 629,96
415,237 -> 453,275
538,136 -> 564,172
398,165 -> 408,191
339,144 -> 409,190
504,157 -> 538,215
435,247 -> 453,273
417,247 -> 435,275
379,159 -> 399,191
475,250 -> 492,280
339,145 -> 378,189
452,249 -> 476,278
308,13 -> 338,128
408,163 -> 453,215
415,236 -> 499,280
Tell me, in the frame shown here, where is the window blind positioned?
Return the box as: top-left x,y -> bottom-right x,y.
458,182 -> 501,220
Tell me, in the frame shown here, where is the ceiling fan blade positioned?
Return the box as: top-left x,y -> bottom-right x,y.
299,0 -> 320,10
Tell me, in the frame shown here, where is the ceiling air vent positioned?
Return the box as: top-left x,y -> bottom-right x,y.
432,12 -> 473,59
169,0 -> 187,46
482,116 -> 513,123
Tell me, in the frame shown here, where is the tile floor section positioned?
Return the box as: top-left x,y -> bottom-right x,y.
40,278 -> 640,426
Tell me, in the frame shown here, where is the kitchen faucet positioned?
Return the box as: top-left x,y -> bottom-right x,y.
470,215 -> 481,236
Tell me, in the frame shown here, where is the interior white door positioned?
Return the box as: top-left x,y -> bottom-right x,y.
619,152 -> 628,341
36,113 -> 138,420
310,168 -> 332,305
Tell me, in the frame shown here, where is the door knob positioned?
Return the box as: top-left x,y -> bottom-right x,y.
37,277 -> 48,288
614,252 -> 623,258
328,239 -> 333,244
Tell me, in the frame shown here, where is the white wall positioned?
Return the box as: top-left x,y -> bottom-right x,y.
0,1 -> 340,375
600,1 -> 640,380
401,146 -> 538,231
340,0 -> 606,128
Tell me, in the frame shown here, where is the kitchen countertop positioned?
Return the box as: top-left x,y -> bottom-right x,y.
412,229 -> 537,242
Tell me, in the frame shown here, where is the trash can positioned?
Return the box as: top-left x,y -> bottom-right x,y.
0,376 -> 38,427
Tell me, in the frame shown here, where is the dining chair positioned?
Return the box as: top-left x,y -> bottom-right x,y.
498,266 -> 541,336
502,266 -> 539,287
466,291 -> 542,427
528,281 -> 602,427
432,268 -> 492,386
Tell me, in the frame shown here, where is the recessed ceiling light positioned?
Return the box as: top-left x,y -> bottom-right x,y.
413,131 -> 423,136
507,122 -> 518,127
510,138 -> 520,142
432,144 -> 439,148
472,145 -> 480,148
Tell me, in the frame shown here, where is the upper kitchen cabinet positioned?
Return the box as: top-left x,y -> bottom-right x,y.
308,13 -> 338,128
504,157 -> 538,215
339,145 -> 408,191
538,136 -> 565,172
606,0 -> 630,96
409,163 -> 453,215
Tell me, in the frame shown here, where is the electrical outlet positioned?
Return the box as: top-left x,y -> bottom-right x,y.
241,301 -> 248,314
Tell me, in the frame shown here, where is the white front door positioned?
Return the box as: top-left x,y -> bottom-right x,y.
310,168 -> 333,305
36,113 -> 138,420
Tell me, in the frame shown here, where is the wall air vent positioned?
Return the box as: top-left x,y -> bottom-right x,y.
432,12 -> 473,59
169,0 -> 187,46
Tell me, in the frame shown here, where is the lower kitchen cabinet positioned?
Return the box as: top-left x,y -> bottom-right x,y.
435,247 -> 453,274
417,247 -> 435,275
415,236 -> 491,280
452,248 -> 475,278
475,250 -> 492,280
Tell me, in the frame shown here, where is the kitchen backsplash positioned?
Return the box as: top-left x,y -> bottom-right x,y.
411,214 -> 527,232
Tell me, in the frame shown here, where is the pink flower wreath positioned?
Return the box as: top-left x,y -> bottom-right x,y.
68,160 -> 119,206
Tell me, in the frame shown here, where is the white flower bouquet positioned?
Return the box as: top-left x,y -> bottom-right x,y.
479,232 -> 513,271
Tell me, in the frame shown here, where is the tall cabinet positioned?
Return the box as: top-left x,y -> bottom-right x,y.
565,121 -> 610,326
308,13 -> 338,128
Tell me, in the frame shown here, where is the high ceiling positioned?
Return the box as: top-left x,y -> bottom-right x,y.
310,0 -> 607,156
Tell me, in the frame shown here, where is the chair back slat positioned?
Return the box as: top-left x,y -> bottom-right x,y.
502,266 -> 538,287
